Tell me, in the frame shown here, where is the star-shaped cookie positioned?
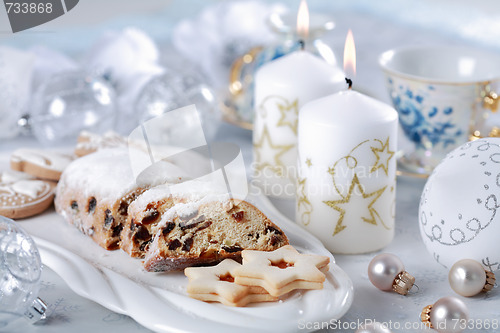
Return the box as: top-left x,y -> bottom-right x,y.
185,259 -> 278,307
233,245 -> 330,297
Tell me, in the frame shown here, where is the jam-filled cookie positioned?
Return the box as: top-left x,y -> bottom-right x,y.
233,245 -> 330,297
185,259 -> 278,307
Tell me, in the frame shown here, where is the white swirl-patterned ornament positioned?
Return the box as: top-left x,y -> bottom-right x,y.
419,138 -> 500,270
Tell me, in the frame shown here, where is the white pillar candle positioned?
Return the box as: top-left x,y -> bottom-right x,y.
296,90 -> 398,253
253,51 -> 345,198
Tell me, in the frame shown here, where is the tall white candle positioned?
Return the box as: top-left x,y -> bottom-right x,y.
252,51 -> 345,198
296,90 -> 398,253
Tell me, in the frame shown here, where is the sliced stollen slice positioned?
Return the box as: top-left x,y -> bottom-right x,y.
120,184 -> 176,257
55,148 -> 189,250
143,197 -> 289,272
233,245 -> 330,297
0,170 -> 56,219
185,259 -> 278,307
121,180 -> 229,258
11,148 -> 74,181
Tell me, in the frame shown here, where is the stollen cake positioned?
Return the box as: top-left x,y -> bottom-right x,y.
56,147 -> 289,272
143,197 -> 289,272
55,148 -> 189,249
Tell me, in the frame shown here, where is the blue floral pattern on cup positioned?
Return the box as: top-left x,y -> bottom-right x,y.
388,78 -> 464,149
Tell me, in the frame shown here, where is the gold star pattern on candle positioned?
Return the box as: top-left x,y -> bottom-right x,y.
370,137 -> 395,176
253,125 -> 294,176
297,177 -> 313,225
324,174 -> 387,236
276,99 -> 299,134
305,158 -> 312,167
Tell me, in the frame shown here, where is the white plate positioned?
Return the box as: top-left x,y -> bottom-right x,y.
0,149 -> 352,332
18,192 -> 353,333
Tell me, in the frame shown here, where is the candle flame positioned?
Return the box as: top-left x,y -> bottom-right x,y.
297,0 -> 309,40
343,29 -> 356,78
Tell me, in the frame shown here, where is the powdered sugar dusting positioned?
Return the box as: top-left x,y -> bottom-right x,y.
76,131 -> 128,151
58,147 -> 195,203
59,148 -> 137,201
158,192 -> 231,228
128,184 -> 171,215
135,160 -> 190,188
129,180 -> 228,218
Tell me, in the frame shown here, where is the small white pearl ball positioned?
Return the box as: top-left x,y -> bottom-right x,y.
448,259 -> 486,297
430,296 -> 469,333
368,253 -> 404,291
356,322 -> 392,333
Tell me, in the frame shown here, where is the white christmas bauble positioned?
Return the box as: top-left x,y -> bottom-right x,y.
419,138 -> 500,270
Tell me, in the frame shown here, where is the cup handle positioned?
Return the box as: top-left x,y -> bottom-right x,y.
482,89 -> 499,113
470,85 -> 500,140
228,46 -> 263,96
482,87 -> 500,137
489,127 -> 500,137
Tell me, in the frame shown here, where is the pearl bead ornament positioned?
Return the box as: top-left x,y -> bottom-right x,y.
448,259 -> 495,297
421,297 -> 469,333
368,253 -> 415,295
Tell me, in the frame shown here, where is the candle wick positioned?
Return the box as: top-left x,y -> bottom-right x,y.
345,78 -> 353,90
298,40 -> 305,51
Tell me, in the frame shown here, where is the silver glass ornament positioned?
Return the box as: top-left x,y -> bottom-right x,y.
29,70 -> 116,145
0,216 -> 47,328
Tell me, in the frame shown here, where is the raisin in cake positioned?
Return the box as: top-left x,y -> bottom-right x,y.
55,148 -> 189,249
143,197 -> 289,272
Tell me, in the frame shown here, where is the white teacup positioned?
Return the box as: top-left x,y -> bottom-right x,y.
379,45 -> 500,175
